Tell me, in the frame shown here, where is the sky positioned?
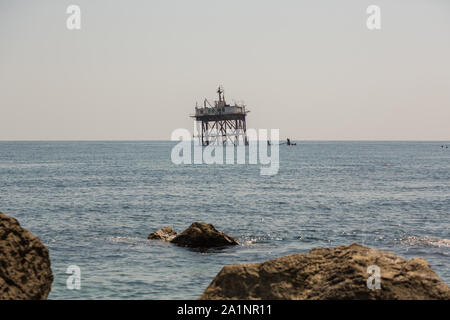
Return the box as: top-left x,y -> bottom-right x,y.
1,0 -> 449,140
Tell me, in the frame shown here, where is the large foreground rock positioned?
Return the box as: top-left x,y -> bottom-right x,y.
200,243 -> 450,300
0,212 -> 53,300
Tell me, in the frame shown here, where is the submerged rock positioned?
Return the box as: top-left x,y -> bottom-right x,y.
0,212 -> 53,300
147,226 -> 178,241
171,222 -> 239,248
199,243 -> 450,300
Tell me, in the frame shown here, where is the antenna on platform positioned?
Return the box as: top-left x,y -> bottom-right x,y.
217,85 -> 225,103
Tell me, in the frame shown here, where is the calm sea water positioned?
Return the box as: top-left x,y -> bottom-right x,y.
0,141 -> 449,299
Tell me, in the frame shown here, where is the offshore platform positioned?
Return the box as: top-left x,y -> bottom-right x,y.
192,86 -> 249,146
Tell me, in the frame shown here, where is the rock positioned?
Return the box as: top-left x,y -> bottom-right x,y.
147,226 -> 178,241
0,212 -> 53,300
170,222 -> 239,248
199,243 -> 450,300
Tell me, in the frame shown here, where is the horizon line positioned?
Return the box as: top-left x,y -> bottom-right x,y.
1,139 -> 449,142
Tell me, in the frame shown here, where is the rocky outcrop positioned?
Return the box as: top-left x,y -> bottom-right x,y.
147,226 -> 178,241
0,212 -> 53,300
171,222 -> 239,248
148,222 -> 239,248
200,243 -> 450,300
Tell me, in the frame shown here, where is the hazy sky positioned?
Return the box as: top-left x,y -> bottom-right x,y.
1,0 -> 449,140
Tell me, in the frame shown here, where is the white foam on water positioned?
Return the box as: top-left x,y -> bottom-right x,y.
401,236 -> 450,248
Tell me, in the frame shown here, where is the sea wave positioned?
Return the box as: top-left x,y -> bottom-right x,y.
400,236 -> 450,248
239,235 -> 285,245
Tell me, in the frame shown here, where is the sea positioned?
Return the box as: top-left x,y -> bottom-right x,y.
0,141 -> 449,299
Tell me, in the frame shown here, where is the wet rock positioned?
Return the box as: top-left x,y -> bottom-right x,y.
200,243 -> 450,300
170,222 -> 239,248
147,226 -> 178,241
0,212 -> 53,300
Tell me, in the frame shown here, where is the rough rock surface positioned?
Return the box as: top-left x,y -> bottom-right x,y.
170,222 -> 239,248
200,243 -> 450,300
147,226 -> 178,241
0,212 -> 53,300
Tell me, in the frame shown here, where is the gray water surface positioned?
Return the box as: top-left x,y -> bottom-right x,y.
0,141 -> 449,299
